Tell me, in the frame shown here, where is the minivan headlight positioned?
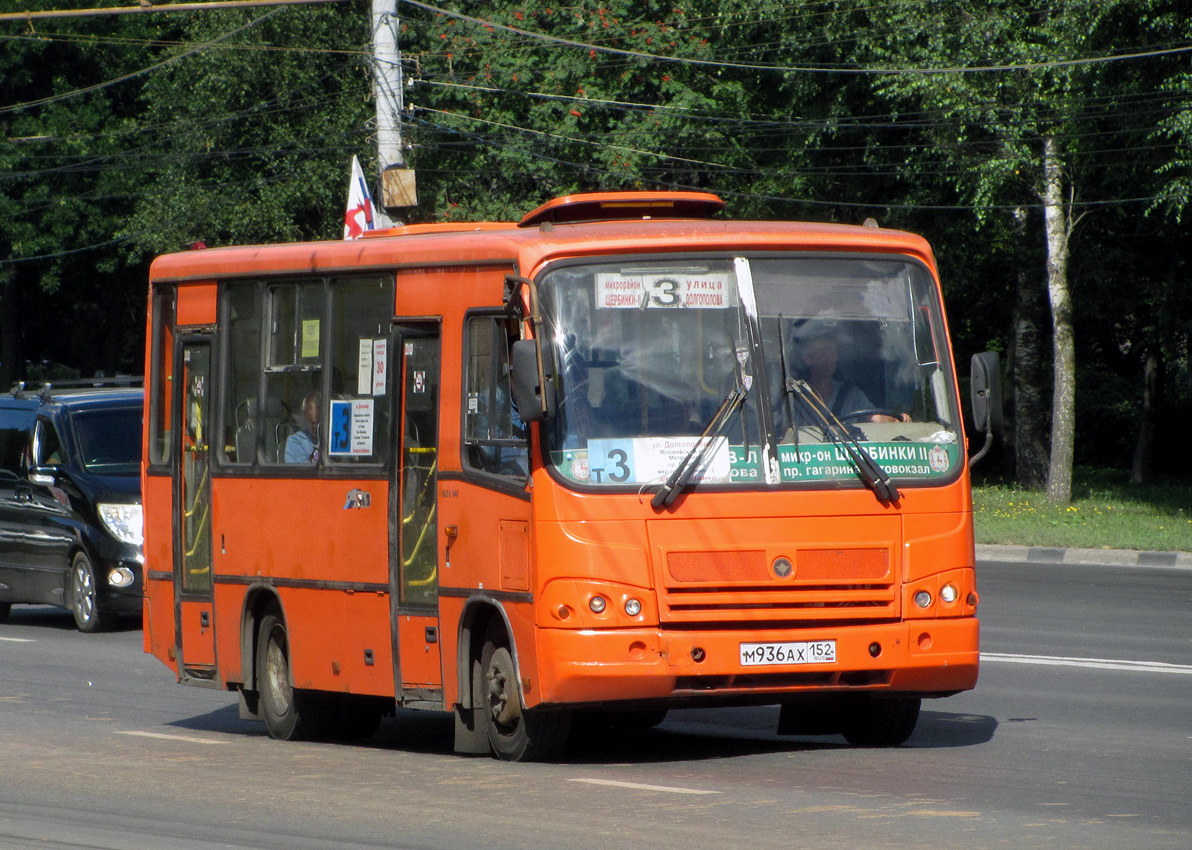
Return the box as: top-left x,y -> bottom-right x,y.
98,502 -> 143,546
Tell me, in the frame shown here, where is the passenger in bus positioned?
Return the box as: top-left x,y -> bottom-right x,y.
285,390 -> 321,463
798,326 -> 910,423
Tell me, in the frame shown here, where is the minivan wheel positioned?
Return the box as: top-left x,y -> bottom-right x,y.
70,551 -> 113,633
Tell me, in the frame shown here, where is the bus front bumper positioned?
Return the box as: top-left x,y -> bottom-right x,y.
532,617 -> 978,708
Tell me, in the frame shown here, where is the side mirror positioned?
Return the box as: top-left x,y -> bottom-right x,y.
969,351 -> 1003,467
510,339 -> 556,423
29,466 -> 57,487
970,351 -> 1003,433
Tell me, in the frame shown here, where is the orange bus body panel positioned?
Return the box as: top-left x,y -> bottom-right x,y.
144,201 -> 978,750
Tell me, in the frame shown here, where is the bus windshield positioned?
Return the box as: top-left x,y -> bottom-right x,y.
540,255 -> 962,490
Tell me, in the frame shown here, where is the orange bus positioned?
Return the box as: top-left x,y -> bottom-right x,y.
142,191 -> 995,761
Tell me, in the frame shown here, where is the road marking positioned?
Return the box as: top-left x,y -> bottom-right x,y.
569,778 -> 720,795
983,652 -> 1192,675
0,636 -> 34,642
117,731 -> 229,745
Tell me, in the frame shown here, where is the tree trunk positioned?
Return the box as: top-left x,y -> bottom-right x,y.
1041,135 -> 1076,504
1129,350 -> 1161,485
1009,208 -> 1049,488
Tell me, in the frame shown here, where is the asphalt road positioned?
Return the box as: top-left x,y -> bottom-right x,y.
1,558 -> 1189,850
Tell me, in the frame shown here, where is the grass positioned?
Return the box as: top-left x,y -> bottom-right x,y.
972,466 -> 1192,552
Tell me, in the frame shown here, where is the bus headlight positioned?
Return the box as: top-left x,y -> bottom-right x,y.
98,502 -> 144,546
624,598 -> 642,617
939,583 -> 959,604
913,590 -> 933,609
589,595 -> 608,614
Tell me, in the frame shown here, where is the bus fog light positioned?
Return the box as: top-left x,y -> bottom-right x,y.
108,567 -> 135,588
940,583 -> 959,604
868,642 -> 882,658
913,590 -> 932,608
589,595 -> 607,614
624,598 -> 642,616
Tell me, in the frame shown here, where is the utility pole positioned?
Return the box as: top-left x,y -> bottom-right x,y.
371,0 -> 416,214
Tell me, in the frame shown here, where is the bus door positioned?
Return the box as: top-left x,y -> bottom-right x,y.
175,338 -> 216,682
390,328 -> 443,703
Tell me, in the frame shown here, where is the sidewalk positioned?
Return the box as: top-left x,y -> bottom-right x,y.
977,544 -> 1192,569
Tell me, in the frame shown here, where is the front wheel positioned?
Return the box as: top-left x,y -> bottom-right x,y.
256,612 -> 333,741
481,623 -> 570,762
70,551 -> 112,633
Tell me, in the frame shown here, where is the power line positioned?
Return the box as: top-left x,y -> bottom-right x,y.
0,0 -> 350,23
397,0 -> 1192,76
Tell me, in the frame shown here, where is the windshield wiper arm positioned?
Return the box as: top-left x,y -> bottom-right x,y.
786,379 -> 900,505
651,381 -> 746,511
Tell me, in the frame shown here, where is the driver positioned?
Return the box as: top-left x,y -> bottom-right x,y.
798,326 -> 909,423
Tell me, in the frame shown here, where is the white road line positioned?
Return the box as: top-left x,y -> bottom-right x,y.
569,778 -> 720,795
0,636 -> 34,642
982,652 -> 1192,675
117,730 -> 229,745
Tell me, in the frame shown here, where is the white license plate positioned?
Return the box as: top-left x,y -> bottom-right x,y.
739,640 -> 836,667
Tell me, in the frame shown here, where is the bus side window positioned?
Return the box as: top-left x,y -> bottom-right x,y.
324,277 -> 393,467
463,315 -> 528,478
223,283 -> 261,465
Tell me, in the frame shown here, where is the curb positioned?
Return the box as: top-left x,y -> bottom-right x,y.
976,544 -> 1192,570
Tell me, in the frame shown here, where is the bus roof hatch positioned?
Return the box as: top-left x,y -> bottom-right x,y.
518,191 -> 725,228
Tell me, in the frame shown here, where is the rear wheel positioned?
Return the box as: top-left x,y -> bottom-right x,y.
256,612 -> 333,741
839,696 -> 921,747
70,551 -> 112,633
481,622 -> 570,762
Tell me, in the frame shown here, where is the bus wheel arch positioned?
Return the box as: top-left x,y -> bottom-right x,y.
476,615 -> 570,762
239,586 -> 283,717
252,602 -> 333,741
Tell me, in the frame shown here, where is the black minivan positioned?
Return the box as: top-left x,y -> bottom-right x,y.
0,381 -> 144,631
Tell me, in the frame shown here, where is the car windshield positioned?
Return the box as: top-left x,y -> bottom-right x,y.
73,408 -> 142,475
539,254 -> 962,491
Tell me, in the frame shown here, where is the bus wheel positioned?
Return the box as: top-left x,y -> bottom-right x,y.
256,612 -> 332,741
481,626 -> 570,762
840,696 -> 921,747
70,551 -> 113,633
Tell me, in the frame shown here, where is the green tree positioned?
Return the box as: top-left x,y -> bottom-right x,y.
850,0 -> 1150,503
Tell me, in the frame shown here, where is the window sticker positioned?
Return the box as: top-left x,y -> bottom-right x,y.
553,440 -> 960,485
372,339 -> 387,396
585,437 -> 730,485
301,319 -> 320,358
357,338 -> 373,396
329,398 -> 376,456
595,271 -> 737,309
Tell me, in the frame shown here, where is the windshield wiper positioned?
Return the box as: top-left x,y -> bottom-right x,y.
785,379 -> 901,505
650,384 -> 745,510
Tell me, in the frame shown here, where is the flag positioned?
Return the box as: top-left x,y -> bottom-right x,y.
344,156 -> 377,240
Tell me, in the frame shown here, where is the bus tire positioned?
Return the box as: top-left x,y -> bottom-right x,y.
69,551 -> 113,633
840,696 -> 921,747
480,624 -> 570,762
256,612 -> 332,741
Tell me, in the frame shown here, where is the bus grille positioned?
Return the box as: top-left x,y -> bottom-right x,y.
661,547 -> 896,623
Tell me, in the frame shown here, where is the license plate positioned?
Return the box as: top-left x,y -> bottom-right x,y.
739,640 -> 836,667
